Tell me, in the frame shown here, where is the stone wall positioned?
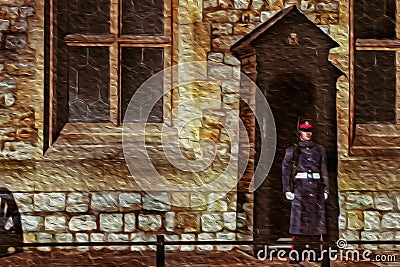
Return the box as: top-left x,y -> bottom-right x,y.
0,0 -> 41,159
17,190 -> 241,251
340,191 -> 400,250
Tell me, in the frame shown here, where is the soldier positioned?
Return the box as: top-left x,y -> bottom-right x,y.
281,118 -> 329,263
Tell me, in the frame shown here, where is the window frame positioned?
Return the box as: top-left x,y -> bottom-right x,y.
349,0 -> 400,156
45,0 -> 175,158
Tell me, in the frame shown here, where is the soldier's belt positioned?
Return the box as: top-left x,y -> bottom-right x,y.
295,172 -> 320,179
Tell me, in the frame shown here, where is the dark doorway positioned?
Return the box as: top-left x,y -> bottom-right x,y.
254,74 -> 317,245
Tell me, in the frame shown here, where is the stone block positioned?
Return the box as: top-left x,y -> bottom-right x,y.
374,193 -> 394,211
165,212 -> 175,232
345,192 -> 373,210
208,193 -> 228,212
66,192 -> 89,213
204,0 -> 218,8
76,233 -> 89,251
205,10 -> 240,23
143,193 -> 171,211
138,214 -> 162,231
363,211 -> 380,231
108,233 -> 129,250
223,212 -> 237,231
340,230 -> 359,249
233,23 -> 256,35
208,64 -> 233,80
34,193 -> 66,212
130,232 -> 146,251
260,11 -> 278,23
119,192 -> 141,211
176,212 -> 200,232
55,232 -> 73,248
165,234 -> 179,251
91,192 -> 119,212
124,213 -> 136,232
237,212 -> 247,228
181,233 -> 195,251
361,231 -> 379,250
36,232 -> 53,251
201,213 -> 223,232
339,212 -> 346,230
13,193 -> 33,213
223,94 -> 239,105
5,35 -> 27,50
0,19 -> 10,31
218,0 -> 233,8
378,231 -> 394,249
251,0 -> 264,10
222,81 -> 240,94
234,0 -> 250,9
0,79 -> 16,91
315,3 -> 339,12
227,192 -> 238,211
223,55 -> 240,66
233,66 -> 241,79
23,233 -> 36,243
3,142 -> 35,160
382,213 -> 400,228
100,214 -> 123,232
45,215 -> 67,231
198,233 -> 215,250
21,215 -> 43,232
211,23 -> 233,36
216,232 -> 235,250
6,62 -> 35,76
69,215 -> 97,231
347,211 -> 364,230
171,192 -> 190,208
395,231 -> 400,249
397,195 -> 400,210
2,7 -> 19,19
90,233 -> 106,250
190,193 -> 207,210
20,7 -> 35,18
10,19 -> 28,32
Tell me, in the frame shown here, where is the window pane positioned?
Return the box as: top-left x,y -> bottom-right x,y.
121,47 -> 164,122
355,51 -> 396,124
68,0 -> 110,34
121,0 -> 164,35
354,0 -> 396,39
68,47 -> 110,122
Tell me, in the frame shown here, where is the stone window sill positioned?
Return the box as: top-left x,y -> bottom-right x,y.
350,123 -> 400,157
44,122 -> 163,160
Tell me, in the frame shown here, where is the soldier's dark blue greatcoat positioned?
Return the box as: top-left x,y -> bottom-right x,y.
282,140 -> 329,235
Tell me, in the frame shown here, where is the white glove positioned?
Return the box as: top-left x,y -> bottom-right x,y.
324,192 -> 328,200
285,192 -> 295,201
